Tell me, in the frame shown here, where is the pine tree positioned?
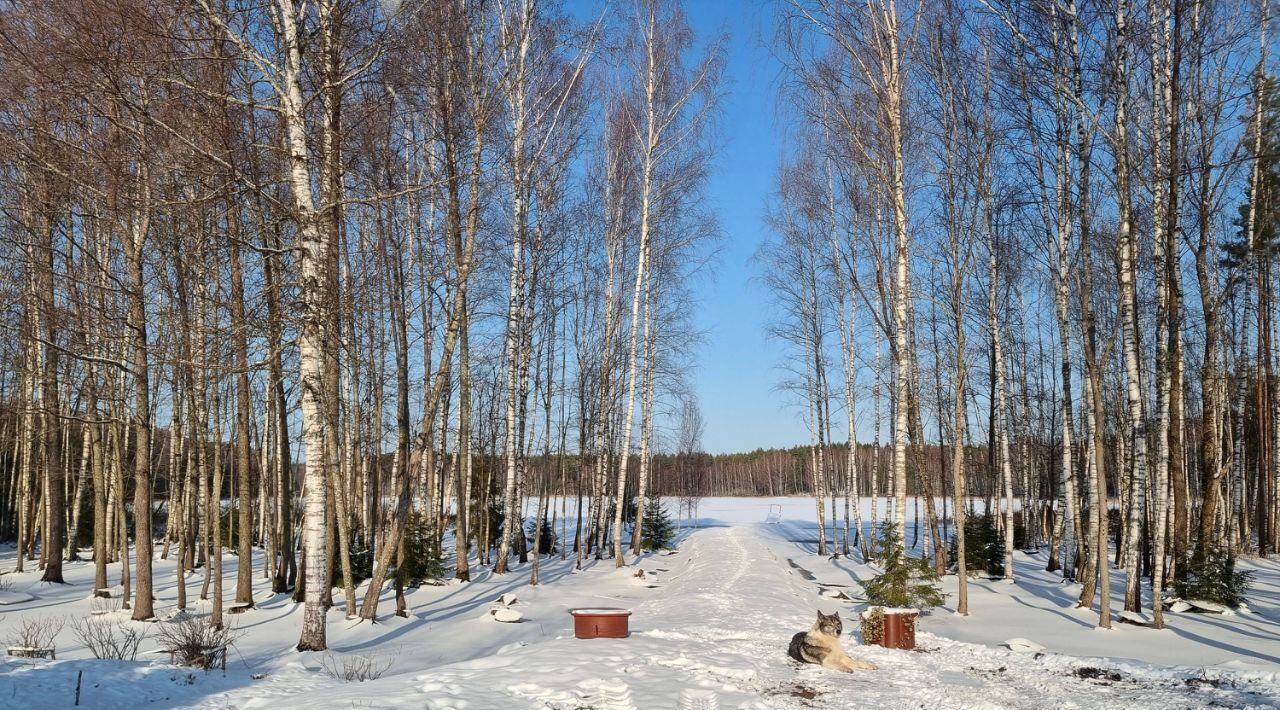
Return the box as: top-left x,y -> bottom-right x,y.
526,517 -> 557,556
640,499 -> 676,551
400,510 -> 448,587
488,498 -> 508,553
332,524 -> 373,589
1174,551 -> 1254,609
1223,76 -> 1280,270
948,512 -> 1004,578
864,524 -> 943,609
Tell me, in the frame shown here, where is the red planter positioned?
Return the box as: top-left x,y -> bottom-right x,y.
570,608 -> 632,638
880,610 -> 918,650
860,607 -> 919,650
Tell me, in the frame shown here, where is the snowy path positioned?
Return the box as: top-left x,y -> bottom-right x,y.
5,511 -> 1280,708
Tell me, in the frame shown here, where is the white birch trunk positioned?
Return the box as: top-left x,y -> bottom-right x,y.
612,4 -> 662,567
495,0 -> 534,574
884,2 -> 912,551
1112,0 -> 1150,615
988,246 -> 1016,583
1149,0 -> 1178,630
631,268 -> 656,555
268,0 -> 332,651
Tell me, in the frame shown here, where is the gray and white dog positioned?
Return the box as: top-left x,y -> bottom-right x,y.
787,611 -> 877,672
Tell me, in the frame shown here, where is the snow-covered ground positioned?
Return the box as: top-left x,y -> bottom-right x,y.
2,497 -> 1279,708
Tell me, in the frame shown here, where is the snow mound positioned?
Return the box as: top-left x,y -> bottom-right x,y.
1003,638 -> 1045,654
0,590 -> 35,605
491,607 -> 524,623
1119,611 -> 1151,626
496,593 -> 519,606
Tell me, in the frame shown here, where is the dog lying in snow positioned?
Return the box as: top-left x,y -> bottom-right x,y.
788,610 -> 877,672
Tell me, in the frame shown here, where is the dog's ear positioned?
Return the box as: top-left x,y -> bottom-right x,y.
816,610 -> 823,619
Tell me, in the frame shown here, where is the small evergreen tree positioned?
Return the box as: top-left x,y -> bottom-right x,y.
219,504 -> 237,548
864,524 -> 943,609
329,523 -> 373,588
640,499 -> 676,551
526,517 -> 557,556
486,498 -> 507,551
399,509 -> 448,587
1174,551 -> 1254,609
948,512 -> 1003,578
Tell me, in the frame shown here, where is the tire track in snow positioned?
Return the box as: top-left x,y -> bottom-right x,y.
626,525 -> 839,708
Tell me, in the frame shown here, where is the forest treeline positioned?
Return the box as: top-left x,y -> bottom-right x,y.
662,444 -> 1016,500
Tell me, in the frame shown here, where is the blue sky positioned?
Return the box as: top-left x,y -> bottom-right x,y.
677,0 -> 807,454
563,0 -> 808,454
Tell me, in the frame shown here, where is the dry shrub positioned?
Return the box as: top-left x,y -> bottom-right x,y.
321,651 -> 394,682
6,616 -> 65,652
154,616 -> 241,669
71,616 -> 148,661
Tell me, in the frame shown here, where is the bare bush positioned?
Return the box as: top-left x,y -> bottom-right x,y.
153,616 -> 241,670
71,616 -> 148,661
321,651 -> 394,682
6,616 -> 65,653
0,575 -> 13,592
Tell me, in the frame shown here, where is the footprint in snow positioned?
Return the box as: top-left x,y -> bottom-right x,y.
507,678 -> 636,710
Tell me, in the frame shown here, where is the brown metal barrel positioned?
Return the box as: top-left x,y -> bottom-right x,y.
880,610 -> 918,650
570,608 -> 632,638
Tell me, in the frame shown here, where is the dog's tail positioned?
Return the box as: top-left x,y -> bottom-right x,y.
787,632 -> 808,663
